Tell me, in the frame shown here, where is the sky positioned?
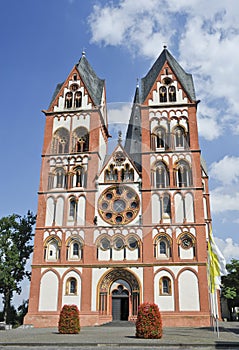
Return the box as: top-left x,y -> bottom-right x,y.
0,0 -> 239,307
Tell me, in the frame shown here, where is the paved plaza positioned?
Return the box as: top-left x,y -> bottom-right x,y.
0,321 -> 239,349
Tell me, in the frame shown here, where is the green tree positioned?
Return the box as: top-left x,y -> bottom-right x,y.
221,259 -> 239,319
0,211 -> 36,324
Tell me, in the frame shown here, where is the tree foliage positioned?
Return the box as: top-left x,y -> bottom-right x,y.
0,211 -> 36,324
221,259 -> 239,313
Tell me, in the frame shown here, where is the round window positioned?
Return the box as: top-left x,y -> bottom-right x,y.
98,185 -> 140,225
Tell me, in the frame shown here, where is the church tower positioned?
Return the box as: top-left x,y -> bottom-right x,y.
25,48 -> 212,327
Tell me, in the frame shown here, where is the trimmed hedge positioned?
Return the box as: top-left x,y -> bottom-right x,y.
136,302 -> 162,339
58,304 -> 80,334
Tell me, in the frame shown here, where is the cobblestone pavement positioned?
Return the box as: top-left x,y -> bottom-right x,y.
0,321 -> 238,350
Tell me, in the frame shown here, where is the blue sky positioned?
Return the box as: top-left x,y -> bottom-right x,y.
1,0 -> 239,306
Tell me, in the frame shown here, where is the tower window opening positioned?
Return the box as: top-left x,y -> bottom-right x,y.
65,92 -> 73,108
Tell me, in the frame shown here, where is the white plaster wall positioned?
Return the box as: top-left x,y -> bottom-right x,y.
175,193 -> 184,223
62,270 -> 81,310
179,247 -> 194,259
185,193 -> 194,222
39,271 -> 59,311
45,197 -> 54,226
77,196 -> 86,225
72,114 -> 90,130
153,265 -> 198,278
112,249 -> 124,261
98,249 -> 110,261
203,197 -> 208,219
53,116 -> 71,133
99,129 -> 107,170
154,270 -> 174,311
152,193 -> 161,224
55,197 -> 64,226
126,248 -> 138,260
91,268 -> 108,311
178,270 -> 200,311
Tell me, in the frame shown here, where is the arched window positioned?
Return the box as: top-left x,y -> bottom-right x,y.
69,166 -> 86,188
48,173 -> 54,190
55,168 -> 65,188
52,128 -> 70,154
122,164 -> 134,181
176,160 -> 192,187
160,241 -> 166,254
154,162 -> 169,188
159,277 -> 172,295
174,126 -> 187,149
69,198 -> 77,221
105,164 -> 118,181
75,166 -> 85,187
159,86 -> 167,102
154,235 -> 171,259
74,91 -> 82,108
66,277 -> 77,295
162,194 -> 171,217
72,127 -> 89,152
67,239 -> 83,260
100,237 -> 111,251
168,86 -> 176,102
156,127 -> 166,148
65,92 -> 73,108
45,238 -> 60,261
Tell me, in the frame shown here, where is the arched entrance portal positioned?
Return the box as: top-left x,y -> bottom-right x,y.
112,281 -> 130,321
98,268 -> 140,321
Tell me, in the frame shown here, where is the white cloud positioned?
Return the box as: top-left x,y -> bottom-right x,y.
88,0 -> 239,140
210,156 -> 239,185
215,236 -> 239,263
210,188 -> 239,213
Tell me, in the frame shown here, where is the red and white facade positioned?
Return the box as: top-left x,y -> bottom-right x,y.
25,48 -> 213,327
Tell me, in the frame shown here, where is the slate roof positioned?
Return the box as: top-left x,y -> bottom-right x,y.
76,55 -> 105,106
141,48 -> 196,103
49,54 -> 104,109
49,82 -> 64,108
124,86 -> 142,172
200,156 -> 208,176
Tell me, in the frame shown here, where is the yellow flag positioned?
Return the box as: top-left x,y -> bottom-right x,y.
208,229 -> 227,293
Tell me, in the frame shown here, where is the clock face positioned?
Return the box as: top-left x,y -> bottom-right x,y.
98,185 -> 140,225
181,235 -> 193,249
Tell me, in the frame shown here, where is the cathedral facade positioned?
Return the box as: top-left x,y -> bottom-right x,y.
25,48 -> 213,327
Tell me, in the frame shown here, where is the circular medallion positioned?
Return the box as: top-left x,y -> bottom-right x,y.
98,185 -> 140,225
181,235 -> 193,249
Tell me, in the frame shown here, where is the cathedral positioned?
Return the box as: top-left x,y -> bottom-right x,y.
25,47 -> 214,327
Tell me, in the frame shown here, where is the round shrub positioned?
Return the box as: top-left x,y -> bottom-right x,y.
136,302 -> 162,339
58,304 -> 80,334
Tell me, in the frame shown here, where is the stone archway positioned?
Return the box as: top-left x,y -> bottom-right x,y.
98,268 -> 140,321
